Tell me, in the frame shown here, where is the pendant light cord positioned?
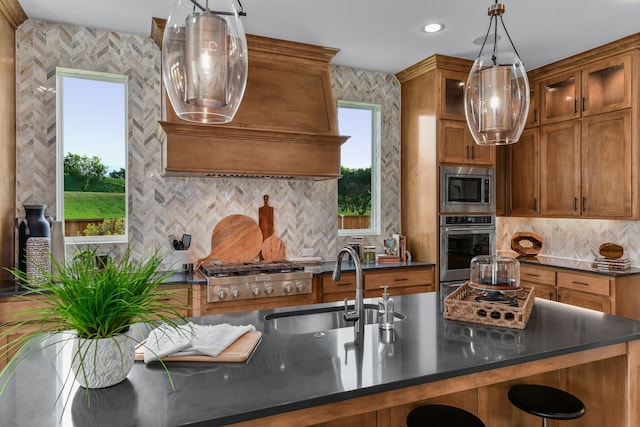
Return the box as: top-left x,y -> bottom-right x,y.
189,0 -> 247,16
475,1 -> 522,65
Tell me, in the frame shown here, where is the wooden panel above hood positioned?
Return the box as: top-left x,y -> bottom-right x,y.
152,19 -> 348,179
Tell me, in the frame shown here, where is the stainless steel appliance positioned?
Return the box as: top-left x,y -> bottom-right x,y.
440,166 -> 495,213
200,261 -> 313,303
439,215 -> 496,284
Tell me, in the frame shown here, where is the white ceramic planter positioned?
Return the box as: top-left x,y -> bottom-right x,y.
71,333 -> 135,389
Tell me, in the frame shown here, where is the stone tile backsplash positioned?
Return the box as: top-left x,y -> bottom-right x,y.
15,19 -> 402,264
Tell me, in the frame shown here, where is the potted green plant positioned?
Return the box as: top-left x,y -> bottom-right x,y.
0,246 -> 187,392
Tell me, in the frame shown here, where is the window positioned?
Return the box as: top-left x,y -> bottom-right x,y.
337,101 -> 381,236
56,68 -> 128,243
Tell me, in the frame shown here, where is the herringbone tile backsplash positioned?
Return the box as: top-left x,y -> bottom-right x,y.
17,19 -> 637,267
15,19 -> 401,264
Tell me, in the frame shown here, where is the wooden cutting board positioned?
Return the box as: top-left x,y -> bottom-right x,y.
197,215 -> 263,265
135,331 -> 262,363
261,234 -> 286,261
258,195 -> 274,241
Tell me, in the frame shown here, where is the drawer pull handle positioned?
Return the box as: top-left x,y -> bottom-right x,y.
337,282 -> 353,287
525,273 -> 540,277
572,281 -> 590,286
394,278 -> 409,282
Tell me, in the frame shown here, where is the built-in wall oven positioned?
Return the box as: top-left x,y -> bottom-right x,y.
439,215 -> 496,286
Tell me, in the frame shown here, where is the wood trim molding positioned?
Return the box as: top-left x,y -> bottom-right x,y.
0,0 -> 26,29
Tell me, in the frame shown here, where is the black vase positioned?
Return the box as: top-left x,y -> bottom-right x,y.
15,204 -> 52,277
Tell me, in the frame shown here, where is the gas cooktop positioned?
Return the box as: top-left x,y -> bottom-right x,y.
200,261 -> 304,277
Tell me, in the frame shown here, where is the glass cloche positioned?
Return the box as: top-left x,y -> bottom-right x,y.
469,255 -> 521,291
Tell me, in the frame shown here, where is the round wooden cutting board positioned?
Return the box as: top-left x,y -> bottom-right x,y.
198,215 -> 263,265
261,234 -> 286,261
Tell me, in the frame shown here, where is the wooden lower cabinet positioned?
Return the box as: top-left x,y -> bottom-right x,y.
519,263 -> 640,319
228,343 -> 636,427
318,266 -> 435,303
557,288 -> 611,313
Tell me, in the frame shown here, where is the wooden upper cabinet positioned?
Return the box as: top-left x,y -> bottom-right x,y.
439,70 -> 468,121
540,71 -> 581,124
540,53 -> 633,124
525,81 -> 540,128
581,110 -> 633,218
509,128 -> 540,216
438,120 -> 495,166
582,54 -> 633,116
540,120 -> 581,216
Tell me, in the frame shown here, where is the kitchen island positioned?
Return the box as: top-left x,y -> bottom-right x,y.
1,292 -> 640,426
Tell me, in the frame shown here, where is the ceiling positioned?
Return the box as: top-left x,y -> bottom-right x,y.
16,0 -> 640,74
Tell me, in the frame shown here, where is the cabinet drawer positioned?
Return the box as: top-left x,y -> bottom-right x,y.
557,272 -> 610,296
520,266 -> 556,286
322,273 -> 357,294
364,268 -> 434,290
0,297 -> 49,324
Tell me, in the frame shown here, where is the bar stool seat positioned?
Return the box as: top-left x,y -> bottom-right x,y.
508,384 -> 585,426
406,404 -> 486,427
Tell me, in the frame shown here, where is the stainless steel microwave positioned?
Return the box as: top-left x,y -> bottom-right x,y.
440,166 -> 495,213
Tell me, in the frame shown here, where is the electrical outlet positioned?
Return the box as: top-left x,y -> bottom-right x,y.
302,248 -> 314,257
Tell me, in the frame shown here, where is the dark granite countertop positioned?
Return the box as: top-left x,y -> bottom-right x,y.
517,255 -> 640,277
1,292 -> 640,426
302,259 -> 435,275
0,262 -> 434,298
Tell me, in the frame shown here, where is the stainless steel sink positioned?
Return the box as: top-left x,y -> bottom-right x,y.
264,303 -> 405,334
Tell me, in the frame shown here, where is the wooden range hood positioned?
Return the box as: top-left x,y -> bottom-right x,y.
152,19 -> 348,179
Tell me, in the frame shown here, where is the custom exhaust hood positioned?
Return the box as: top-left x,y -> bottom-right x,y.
152,19 -> 349,179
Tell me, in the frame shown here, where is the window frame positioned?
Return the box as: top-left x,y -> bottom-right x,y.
55,67 -> 129,245
336,100 -> 382,237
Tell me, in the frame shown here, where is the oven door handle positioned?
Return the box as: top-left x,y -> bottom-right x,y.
441,227 -> 494,233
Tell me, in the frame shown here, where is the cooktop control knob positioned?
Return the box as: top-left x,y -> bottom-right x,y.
283,283 -> 293,294
252,287 -> 261,297
217,288 -> 228,300
231,287 -> 241,299
265,285 -> 274,295
295,282 -> 306,293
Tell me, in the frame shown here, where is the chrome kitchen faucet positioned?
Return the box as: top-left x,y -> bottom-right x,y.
333,246 -> 365,341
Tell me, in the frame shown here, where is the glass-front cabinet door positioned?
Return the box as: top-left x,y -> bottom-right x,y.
582,53 -> 632,116
440,71 -> 469,121
541,71 -> 580,124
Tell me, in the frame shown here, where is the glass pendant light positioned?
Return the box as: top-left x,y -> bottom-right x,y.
162,0 -> 248,124
464,2 -> 529,146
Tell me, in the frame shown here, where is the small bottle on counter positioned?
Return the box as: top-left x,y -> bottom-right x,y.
363,245 -> 376,263
378,286 -> 394,330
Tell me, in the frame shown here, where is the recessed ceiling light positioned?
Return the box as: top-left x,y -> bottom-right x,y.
422,23 -> 445,33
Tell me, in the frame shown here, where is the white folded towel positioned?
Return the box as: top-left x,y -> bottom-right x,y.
143,322 -> 255,364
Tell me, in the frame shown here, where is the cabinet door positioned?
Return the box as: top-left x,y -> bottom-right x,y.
582,54 -> 633,116
557,288 -> 611,313
540,71 -> 581,124
439,120 -> 495,166
440,71 -> 468,121
495,145 -> 508,216
581,110 -> 632,218
530,283 -> 557,301
540,120 -> 581,216
525,81 -> 540,128
509,128 -> 540,216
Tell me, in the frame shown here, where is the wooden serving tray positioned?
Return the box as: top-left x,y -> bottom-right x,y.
135,331 -> 262,363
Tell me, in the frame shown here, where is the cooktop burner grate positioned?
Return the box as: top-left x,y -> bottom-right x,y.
200,260 -> 305,277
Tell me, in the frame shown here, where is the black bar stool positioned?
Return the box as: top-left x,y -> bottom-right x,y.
406,404 -> 486,427
508,384 -> 585,427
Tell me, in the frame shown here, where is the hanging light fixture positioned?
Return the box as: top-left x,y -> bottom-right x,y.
162,0 -> 248,124
464,1 -> 529,146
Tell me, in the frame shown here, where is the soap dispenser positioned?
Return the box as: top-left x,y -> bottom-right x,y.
378,286 -> 394,330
